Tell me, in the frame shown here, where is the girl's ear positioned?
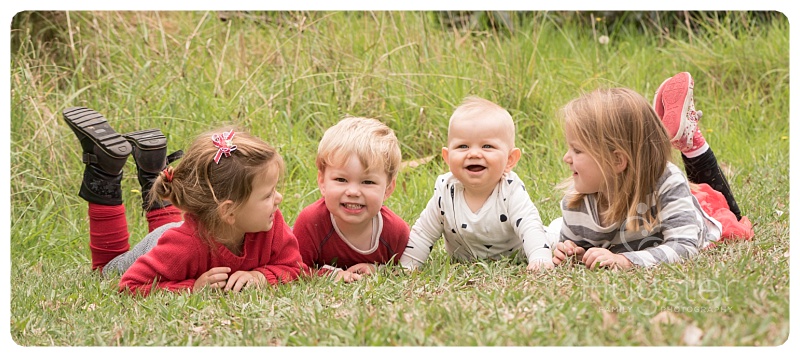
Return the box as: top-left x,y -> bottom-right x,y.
218,199 -> 237,225
613,150 -> 628,173
505,148 -> 521,172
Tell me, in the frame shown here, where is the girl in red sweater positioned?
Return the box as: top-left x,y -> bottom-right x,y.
64,107 -> 304,296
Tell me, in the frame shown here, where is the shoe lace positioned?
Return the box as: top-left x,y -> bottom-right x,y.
689,109 -> 703,123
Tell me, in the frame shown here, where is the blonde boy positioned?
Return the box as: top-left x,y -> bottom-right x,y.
293,117 -> 410,282
400,96 -> 555,271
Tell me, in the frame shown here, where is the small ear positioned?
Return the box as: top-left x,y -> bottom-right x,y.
613,150 -> 628,173
505,148 -> 521,172
441,147 -> 450,167
317,170 -> 326,195
218,200 -> 236,225
383,177 -> 397,200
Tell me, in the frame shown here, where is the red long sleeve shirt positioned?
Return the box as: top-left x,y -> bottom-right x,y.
293,198 -> 409,276
119,209 -> 305,296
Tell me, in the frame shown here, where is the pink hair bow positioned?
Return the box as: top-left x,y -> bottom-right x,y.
211,130 -> 237,164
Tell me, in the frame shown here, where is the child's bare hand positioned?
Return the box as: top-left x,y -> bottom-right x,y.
582,248 -> 633,270
346,263 -> 377,276
527,260 -> 555,272
194,266 -> 231,291
552,241 -> 586,265
224,270 -> 263,292
334,270 -> 362,283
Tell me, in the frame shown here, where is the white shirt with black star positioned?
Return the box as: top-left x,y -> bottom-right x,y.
400,171 -> 554,269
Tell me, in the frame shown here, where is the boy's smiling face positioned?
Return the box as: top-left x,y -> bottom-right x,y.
443,114 -> 519,194
318,156 -> 395,231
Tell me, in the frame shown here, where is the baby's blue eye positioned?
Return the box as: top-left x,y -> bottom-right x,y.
483,144 -> 494,149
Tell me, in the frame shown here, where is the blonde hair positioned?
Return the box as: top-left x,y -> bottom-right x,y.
150,127 -> 284,247
448,96 -> 515,147
559,87 -> 673,231
316,117 -> 401,181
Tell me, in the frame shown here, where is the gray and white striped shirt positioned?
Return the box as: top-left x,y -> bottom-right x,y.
560,162 -> 721,267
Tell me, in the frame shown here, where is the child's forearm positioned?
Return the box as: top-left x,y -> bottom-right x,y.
399,254 -> 424,269
508,188 -> 553,264
620,235 -> 699,267
401,207 -> 443,268
119,279 -> 195,296
255,262 -> 304,284
519,227 -> 553,264
620,183 -> 704,267
526,246 -> 554,263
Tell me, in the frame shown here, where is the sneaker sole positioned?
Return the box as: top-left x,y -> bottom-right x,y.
123,129 -> 167,151
63,107 -> 132,159
652,77 -> 670,119
659,72 -> 693,141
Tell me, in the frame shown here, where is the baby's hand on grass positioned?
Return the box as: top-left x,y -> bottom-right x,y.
552,241 -> 586,265
194,266 -> 231,291
346,263 -> 377,276
527,259 -> 555,272
582,248 -> 633,270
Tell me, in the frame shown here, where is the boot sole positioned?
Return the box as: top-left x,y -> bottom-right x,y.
124,129 -> 183,174
63,107 -> 132,159
123,129 -> 167,151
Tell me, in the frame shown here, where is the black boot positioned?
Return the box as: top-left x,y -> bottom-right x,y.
63,107 -> 132,206
123,129 -> 183,211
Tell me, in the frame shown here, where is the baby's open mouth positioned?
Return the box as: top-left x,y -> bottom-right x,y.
343,203 -> 364,209
467,165 -> 486,172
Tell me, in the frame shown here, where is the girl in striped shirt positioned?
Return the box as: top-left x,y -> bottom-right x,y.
551,73 -> 753,269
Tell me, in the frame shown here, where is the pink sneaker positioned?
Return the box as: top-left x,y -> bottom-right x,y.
653,72 -> 705,152
652,77 -> 669,119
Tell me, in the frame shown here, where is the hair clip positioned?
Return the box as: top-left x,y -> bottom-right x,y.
211,130 -> 237,164
162,166 -> 174,182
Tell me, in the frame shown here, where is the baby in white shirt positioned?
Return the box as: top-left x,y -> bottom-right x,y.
400,96 -> 555,271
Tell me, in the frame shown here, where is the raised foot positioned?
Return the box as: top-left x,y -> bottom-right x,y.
63,106 -> 131,159
124,128 -> 167,151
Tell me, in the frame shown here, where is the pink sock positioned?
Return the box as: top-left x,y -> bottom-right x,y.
88,203 -> 130,270
145,205 -> 183,232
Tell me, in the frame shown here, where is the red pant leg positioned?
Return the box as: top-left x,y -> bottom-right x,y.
88,203 -> 130,270
145,205 -> 183,232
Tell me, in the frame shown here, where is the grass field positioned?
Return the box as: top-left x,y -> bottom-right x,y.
7,10 -> 790,347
